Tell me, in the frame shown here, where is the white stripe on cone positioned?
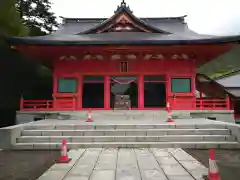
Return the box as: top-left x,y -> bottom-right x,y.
61,144 -> 67,157
209,159 -> 219,174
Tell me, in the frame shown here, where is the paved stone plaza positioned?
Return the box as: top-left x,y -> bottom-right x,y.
38,148 -> 207,180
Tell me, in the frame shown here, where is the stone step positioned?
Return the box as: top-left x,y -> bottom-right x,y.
13,141 -> 240,150
23,123 -> 227,130
21,129 -> 230,136
17,135 -> 236,143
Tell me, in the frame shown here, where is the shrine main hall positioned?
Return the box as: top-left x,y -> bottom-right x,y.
7,1 -> 240,111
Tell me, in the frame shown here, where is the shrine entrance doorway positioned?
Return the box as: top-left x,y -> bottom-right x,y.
110,76 -> 138,110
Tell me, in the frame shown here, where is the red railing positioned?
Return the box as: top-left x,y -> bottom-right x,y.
20,98 -> 76,111
20,97 -> 231,111
21,100 -> 53,111
172,97 -> 231,110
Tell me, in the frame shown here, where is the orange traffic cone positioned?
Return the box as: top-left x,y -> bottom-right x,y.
208,149 -> 221,180
165,102 -> 174,122
56,139 -> 71,163
86,109 -> 93,122
167,113 -> 173,122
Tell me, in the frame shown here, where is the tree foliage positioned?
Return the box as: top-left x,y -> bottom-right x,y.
16,0 -> 59,36
0,0 -> 28,37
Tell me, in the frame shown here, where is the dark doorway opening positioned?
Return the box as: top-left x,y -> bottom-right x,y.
82,76 -> 104,108
144,83 -> 166,107
110,76 -> 138,109
144,75 -> 166,108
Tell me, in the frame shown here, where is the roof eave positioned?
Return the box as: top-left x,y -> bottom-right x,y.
6,36 -> 240,46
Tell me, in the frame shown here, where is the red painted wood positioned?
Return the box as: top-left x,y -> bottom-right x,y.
226,95 -> 231,110
54,59 -> 194,75
77,75 -> 83,109
20,98 -> 230,111
104,75 -> 110,109
20,57 -> 234,111
138,74 -> 144,109
171,98 -> 229,110
52,59 -> 196,110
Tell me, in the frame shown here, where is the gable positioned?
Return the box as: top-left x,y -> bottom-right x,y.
98,14 -> 152,33
81,1 -> 171,34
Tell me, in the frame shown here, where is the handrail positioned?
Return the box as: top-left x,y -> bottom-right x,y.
20,97 -> 231,111
172,97 -> 230,110
20,97 -> 76,111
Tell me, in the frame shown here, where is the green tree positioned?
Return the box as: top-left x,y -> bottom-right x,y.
16,0 -> 59,36
0,0 -> 28,37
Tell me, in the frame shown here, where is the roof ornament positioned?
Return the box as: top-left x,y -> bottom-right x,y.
114,0 -> 133,13
121,0 -> 126,6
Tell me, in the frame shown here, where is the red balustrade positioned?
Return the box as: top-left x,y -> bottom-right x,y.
20,100 -> 53,111
20,97 -> 231,111
172,97 -> 231,110
20,98 -> 76,111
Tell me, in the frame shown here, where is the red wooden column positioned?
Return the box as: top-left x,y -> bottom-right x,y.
52,73 -> 58,109
77,74 -> 83,109
138,74 -> 144,109
104,75 -> 110,109
53,73 -> 58,95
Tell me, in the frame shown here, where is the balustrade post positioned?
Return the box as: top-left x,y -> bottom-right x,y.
172,95 -> 176,110
72,95 -> 76,111
200,99 -> 203,110
226,95 -> 231,110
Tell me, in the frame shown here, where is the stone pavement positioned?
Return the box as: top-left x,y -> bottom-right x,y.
38,148 -> 208,180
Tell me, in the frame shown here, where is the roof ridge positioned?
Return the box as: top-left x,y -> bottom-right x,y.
62,16 -> 186,22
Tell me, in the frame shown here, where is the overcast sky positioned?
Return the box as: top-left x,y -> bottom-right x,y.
50,0 -> 240,35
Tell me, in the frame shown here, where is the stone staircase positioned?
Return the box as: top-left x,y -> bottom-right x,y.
14,123 -> 240,149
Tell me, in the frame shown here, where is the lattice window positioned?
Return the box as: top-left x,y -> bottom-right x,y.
120,61 -> 128,73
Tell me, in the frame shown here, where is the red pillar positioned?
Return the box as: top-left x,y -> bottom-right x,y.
53,73 -> 58,95
77,75 -> 83,109
104,75 -> 110,109
52,73 -> 58,109
138,74 -> 144,109
226,95 -> 231,110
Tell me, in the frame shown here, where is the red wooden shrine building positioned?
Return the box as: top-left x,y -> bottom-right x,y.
7,1 -> 240,111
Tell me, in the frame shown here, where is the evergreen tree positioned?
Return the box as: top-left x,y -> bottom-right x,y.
16,0 -> 59,36
0,0 -> 28,37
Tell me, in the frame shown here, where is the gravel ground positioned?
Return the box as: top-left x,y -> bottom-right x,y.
0,150 -> 60,180
185,149 -> 240,180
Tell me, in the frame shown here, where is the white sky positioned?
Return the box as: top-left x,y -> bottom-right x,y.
50,0 -> 240,35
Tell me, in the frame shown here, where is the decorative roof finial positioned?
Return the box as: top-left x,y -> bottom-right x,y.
121,0 -> 126,6
114,0 -> 132,13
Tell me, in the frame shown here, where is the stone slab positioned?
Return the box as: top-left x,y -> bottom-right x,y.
134,149 -> 160,170
37,170 -> 66,180
68,148 -> 101,177
64,176 -> 89,180
141,169 -> 168,180
22,130 -> 41,136
150,148 -> 170,157
90,170 -> 115,180
161,164 -> 189,176
167,175 -> 195,180
169,149 -> 196,161
95,148 -> 118,170
42,130 -> 62,136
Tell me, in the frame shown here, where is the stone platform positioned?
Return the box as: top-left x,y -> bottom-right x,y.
38,148 -> 208,180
